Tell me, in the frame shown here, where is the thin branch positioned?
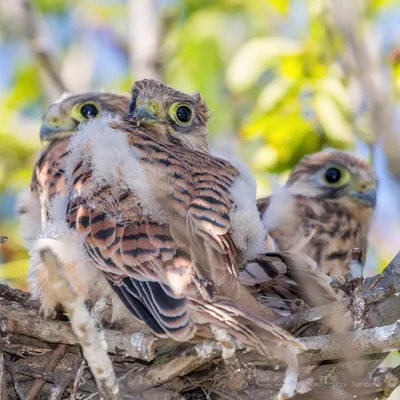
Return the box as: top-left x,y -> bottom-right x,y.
5,361 -> 64,382
9,364 -> 27,400
331,0 -> 400,183
276,285 -> 393,332
21,0 -> 68,98
127,0 -> 162,80
119,341 -> 221,394
299,319 -> 400,364
70,360 -> 86,400
0,298 -> 156,360
39,248 -> 119,400
0,283 -> 40,309
0,343 -> 7,400
26,343 -> 67,400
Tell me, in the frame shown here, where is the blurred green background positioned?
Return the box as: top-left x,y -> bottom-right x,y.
1,0 -> 400,395
1,0 -> 400,294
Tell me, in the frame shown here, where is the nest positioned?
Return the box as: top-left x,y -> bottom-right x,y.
1,248 -> 400,400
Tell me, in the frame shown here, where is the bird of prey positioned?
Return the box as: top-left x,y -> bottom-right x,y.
257,151 -> 377,279
63,80 -> 304,386
17,92 -> 130,313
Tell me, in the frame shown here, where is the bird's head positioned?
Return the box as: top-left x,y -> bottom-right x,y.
286,151 -> 378,211
128,79 -> 210,153
40,92 -> 130,142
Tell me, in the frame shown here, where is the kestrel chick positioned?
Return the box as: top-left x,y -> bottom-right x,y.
17,92 -> 130,313
64,80 -> 303,372
257,151 -> 378,278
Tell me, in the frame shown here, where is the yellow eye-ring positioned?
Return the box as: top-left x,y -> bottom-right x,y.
322,165 -> 350,187
168,103 -> 193,125
71,102 -> 100,122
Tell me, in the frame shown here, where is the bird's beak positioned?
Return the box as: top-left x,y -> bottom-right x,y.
40,121 -> 75,142
349,188 -> 377,208
134,104 -> 160,127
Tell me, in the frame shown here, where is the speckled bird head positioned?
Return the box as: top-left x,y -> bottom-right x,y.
286,151 -> 378,212
128,79 -> 210,153
40,92 -> 131,142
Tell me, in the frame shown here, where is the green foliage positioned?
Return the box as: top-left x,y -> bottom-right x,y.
0,0 -> 396,289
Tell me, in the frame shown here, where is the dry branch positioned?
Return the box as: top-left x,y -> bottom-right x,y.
331,0 -> 400,181
21,0 -> 68,99
1,252 -> 400,398
39,248 -> 119,400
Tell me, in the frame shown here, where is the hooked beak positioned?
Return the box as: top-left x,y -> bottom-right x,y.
40,121 -> 76,142
349,188 -> 377,208
40,125 -> 71,142
133,104 -> 160,127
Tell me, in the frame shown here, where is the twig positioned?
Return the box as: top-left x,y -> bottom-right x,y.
0,283 -> 40,309
5,360 -> 63,382
9,364 -> 27,400
277,285 -> 392,332
26,343 -> 67,400
119,341 -> 221,394
0,298 -> 156,360
0,341 -> 7,400
21,0 -> 68,98
39,248 -> 119,400
299,319 -> 400,364
127,0 -> 161,80
70,360 -> 86,400
331,0 -> 400,183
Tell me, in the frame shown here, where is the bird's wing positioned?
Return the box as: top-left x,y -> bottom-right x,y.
240,252 -> 340,316
67,191 -> 197,341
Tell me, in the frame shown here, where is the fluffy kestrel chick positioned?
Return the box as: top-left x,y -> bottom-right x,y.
63,80 -> 303,375
17,92 -> 130,313
257,151 -> 378,278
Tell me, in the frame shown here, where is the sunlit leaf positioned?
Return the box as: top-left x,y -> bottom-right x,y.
257,77 -> 297,112
226,37 -> 302,92
313,93 -> 353,145
268,0 -> 289,14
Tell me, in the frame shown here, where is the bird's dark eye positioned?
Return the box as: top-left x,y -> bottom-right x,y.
80,103 -> 99,119
176,105 -> 192,123
324,167 -> 341,184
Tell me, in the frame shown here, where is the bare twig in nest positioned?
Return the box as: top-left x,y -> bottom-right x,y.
70,360 -> 86,400
39,248 -> 119,400
26,343 -> 67,400
9,364 -> 27,400
0,341 -> 8,400
277,285 -> 393,333
0,283 -> 40,309
119,341 -> 221,394
0,298 -> 156,360
299,319 -> 400,364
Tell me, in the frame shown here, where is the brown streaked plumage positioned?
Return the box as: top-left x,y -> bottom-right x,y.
17,92 -> 131,313
64,80 -> 304,367
32,92 -> 131,227
257,151 -> 378,279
